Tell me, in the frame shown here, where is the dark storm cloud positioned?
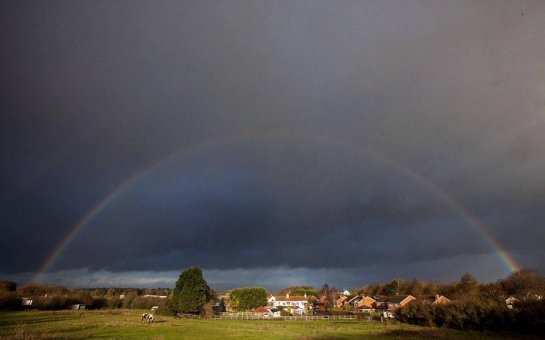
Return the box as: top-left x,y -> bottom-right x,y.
1,1 -> 544,287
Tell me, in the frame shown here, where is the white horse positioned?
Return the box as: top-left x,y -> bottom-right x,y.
141,313 -> 155,323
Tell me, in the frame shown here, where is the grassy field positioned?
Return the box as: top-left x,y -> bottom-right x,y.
0,310 -> 532,340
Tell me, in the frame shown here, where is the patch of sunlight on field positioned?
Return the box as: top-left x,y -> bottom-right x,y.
0,310 -> 536,340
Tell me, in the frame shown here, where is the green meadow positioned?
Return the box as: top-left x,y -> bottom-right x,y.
0,310 -> 534,340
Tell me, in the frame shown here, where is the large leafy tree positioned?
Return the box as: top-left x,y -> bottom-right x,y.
172,266 -> 210,314
230,287 -> 268,311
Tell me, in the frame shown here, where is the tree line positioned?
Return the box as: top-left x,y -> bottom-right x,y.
2,267 -> 544,334
355,270 -> 544,301
0,280 -> 173,313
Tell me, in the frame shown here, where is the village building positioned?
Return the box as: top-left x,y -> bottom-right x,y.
412,294 -> 451,305
375,294 -> 416,311
268,294 -> 309,314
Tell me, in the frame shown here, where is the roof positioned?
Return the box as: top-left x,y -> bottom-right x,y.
360,296 -> 376,302
253,306 -> 270,313
413,295 -> 451,304
358,304 -> 374,309
347,295 -> 362,302
376,295 -> 415,304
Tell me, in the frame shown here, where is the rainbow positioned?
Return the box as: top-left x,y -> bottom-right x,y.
33,132 -> 267,283
396,167 -> 520,273
32,131 -> 519,283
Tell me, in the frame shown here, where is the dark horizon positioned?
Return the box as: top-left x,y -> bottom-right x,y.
8,267 -> 538,294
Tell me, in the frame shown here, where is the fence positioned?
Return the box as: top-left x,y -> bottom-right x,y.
212,312 -> 364,321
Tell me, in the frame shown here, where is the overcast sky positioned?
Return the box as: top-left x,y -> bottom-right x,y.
1,0 -> 544,291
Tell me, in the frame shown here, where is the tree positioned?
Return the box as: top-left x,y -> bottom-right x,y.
0,280 -> 16,294
409,278 -> 424,297
479,282 -> 504,303
457,273 -> 479,299
230,287 -> 268,311
280,285 -> 317,297
385,279 -> 399,296
318,283 -> 336,310
500,269 -> 545,300
172,266 -> 210,314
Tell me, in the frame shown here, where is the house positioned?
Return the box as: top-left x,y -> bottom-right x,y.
505,296 -> 518,309
268,307 -> 281,318
335,295 -> 362,309
412,295 -> 451,305
22,298 -> 33,306
253,306 -> 270,314
375,295 -> 415,311
252,306 -> 282,318
71,304 -> 86,310
268,294 -> 308,314
217,293 -> 232,312
347,295 -> 364,308
310,296 -> 326,312
335,295 -> 349,308
292,305 -> 306,315
356,296 -> 376,312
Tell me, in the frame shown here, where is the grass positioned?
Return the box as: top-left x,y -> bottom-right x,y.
0,310 -> 534,340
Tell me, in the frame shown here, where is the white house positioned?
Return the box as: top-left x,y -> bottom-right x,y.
268,294 -> 308,314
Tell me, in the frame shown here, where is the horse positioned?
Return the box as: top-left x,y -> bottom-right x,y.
141,313 -> 155,323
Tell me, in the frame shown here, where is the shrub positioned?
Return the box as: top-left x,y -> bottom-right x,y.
90,297 -> 108,309
510,299 -> 545,334
398,299 -> 519,333
0,296 -> 22,311
107,297 -> 122,309
397,302 -> 435,327
155,303 -> 176,316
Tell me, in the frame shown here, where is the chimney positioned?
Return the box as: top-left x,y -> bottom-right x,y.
286,293 -> 289,299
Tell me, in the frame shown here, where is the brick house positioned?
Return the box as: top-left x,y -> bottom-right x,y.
412,294 -> 451,305
357,296 -> 377,311
375,294 -> 415,311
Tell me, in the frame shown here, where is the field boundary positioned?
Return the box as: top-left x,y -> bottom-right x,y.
211,313 -> 367,321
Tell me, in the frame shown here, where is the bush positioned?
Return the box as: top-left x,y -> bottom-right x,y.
229,287 -> 267,311
0,280 -> 17,293
510,299 -> 545,334
0,296 -> 22,311
90,297 -> 108,309
130,296 -> 170,310
155,304 -> 176,316
397,302 -> 435,327
107,297 -> 122,309
398,300 -> 518,333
